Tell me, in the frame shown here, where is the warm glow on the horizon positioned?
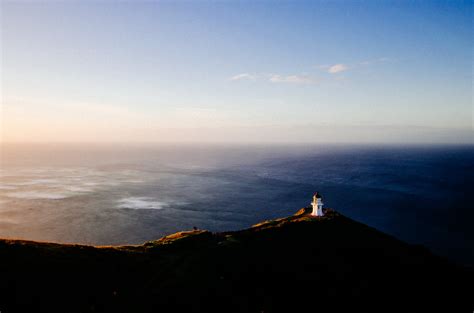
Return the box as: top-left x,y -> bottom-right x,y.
1,1 -> 472,144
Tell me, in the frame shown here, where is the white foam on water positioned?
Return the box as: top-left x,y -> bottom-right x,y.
5,191 -> 72,200
11,178 -> 61,186
117,197 -> 167,210
1,166 -> 151,201
121,179 -> 146,183
62,186 -> 95,193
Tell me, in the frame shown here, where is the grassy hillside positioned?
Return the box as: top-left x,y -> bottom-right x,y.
0,208 -> 471,313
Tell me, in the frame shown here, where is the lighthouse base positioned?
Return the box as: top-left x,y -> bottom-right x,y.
311,205 -> 324,217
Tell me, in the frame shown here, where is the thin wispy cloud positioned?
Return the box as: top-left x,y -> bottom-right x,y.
230,73 -> 316,84
317,57 -> 391,74
231,57 -> 390,85
230,73 -> 257,81
327,64 -> 349,74
268,74 -> 315,84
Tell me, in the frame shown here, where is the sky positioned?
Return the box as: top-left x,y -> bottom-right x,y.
0,0 -> 472,144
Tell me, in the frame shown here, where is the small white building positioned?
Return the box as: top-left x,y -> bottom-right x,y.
311,192 -> 324,216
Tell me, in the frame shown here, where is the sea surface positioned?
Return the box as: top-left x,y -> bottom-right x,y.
0,143 -> 473,266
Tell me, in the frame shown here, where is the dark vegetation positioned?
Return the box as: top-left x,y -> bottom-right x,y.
0,208 -> 471,313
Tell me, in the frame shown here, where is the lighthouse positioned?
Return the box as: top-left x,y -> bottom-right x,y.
311,192 -> 324,216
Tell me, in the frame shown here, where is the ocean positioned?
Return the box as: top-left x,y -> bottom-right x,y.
0,143 -> 473,266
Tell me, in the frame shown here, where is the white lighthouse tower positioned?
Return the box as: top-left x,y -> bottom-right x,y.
311,192 -> 324,216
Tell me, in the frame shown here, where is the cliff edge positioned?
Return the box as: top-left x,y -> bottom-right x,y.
0,208 -> 471,313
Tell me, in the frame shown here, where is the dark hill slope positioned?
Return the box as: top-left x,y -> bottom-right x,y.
0,208 -> 471,313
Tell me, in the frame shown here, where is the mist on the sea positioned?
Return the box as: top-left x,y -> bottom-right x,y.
0,143 -> 472,265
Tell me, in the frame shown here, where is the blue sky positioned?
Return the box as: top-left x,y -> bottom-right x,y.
1,1 -> 472,143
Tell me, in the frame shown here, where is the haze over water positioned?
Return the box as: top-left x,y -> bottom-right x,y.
0,143 -> 472,266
